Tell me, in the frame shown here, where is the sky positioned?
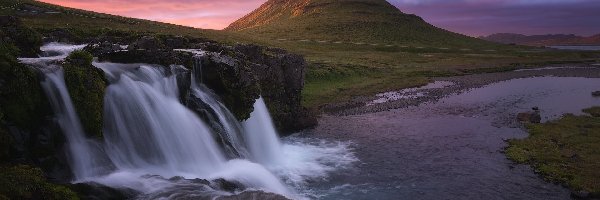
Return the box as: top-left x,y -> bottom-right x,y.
40,0 -> 600,36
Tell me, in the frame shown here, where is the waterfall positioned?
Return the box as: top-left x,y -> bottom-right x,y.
99,64 -> 225,175
190,86 -> 250,158
242,98 -> 284,165
41,69 -> 109,179
188,54 -> 250,158
22,44 -> 356,199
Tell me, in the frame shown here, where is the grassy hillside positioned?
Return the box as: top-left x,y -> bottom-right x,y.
0,0 -> 247,42
226,0 -> 600,107
225,0 -> 493,48
2,0 -> 598,109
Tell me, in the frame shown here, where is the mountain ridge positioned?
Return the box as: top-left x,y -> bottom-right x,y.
225,0 -> 495,47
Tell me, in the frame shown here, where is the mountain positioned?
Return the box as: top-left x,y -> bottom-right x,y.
480,33 -> 600,46
225,0 -> 494,47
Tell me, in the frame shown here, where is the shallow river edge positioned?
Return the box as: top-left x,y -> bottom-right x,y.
317,65 -> 600,199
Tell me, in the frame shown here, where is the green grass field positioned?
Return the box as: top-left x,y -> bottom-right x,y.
2,0 -> 599,109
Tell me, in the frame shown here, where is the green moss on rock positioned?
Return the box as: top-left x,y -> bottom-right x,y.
0,16 -> 43,57
63,51 -> 107,138
0,42 -> 50,130
0,165 -> 78,200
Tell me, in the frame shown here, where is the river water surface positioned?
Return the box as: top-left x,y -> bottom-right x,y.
303,76 -> 600,199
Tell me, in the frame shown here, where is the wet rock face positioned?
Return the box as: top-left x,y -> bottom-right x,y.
128,36 -> 164,51
0,44 -> 71,180
69,182 -> 139,200
235,44 -> 317,133
216,191 -> 291,200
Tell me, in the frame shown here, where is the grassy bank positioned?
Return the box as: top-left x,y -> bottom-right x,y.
506,107 -> 600,197
2,0 -> 599,109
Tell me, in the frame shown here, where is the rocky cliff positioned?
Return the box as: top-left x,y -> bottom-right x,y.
0,15 -> 313,199
94,35 -> 317,134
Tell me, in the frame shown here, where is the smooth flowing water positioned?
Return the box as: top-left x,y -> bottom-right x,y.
21,43 -> 356,199
307,76 -> 600,199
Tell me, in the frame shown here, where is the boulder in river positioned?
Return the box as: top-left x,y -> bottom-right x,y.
517,107 -> 541,123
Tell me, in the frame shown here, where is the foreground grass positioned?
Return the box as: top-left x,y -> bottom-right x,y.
506,107 -> 600,196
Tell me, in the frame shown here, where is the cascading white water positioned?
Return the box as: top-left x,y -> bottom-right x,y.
190,86 -> 250,158
20,42 -> 110,180
188,56 -> 250,158
95,62 -> 290,195
23,44 -> 357,199
41,69 -> 108,179
242,98 -> 284,165
100,64 -> 225,175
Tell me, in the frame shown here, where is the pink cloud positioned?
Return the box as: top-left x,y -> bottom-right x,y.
38,0 -> 266,30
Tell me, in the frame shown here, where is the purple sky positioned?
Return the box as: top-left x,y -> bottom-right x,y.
42,0 -> 600,36
390,0 -> 600,36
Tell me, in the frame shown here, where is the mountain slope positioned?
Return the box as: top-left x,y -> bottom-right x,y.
225,0 -> 494,47
0,0 -> 243,43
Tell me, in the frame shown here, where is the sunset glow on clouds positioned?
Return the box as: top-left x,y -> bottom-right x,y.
39,0 -> 265,30
40,0 -> 600,36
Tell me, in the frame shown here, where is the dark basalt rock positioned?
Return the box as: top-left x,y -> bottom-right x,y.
97,37 -> 316,135
216,191 -> 291,200
83,41 -> 124,56
234,44 -> 317,134
128,35 -> 165,51
98,49 -> 195,67
70,182 -> 139,200
210,178 -> 246,193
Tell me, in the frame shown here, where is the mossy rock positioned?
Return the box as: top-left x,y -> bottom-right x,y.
0,42 -> 50,130
63,51 -> 107,138
0,165 -> 78,200
0,16 -> 43,57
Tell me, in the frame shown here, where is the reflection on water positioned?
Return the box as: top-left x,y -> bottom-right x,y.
548,45 -> 600,51
307,76 -> 600,200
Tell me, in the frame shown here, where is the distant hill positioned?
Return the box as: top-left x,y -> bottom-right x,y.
480,33 -> 600,46
225,0 -> 496,48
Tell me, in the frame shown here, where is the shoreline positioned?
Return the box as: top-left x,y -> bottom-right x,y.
305,65 -> 600,199
321,64 -> 600,116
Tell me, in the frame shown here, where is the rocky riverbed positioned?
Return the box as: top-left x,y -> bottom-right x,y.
323,65 -> 600,116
